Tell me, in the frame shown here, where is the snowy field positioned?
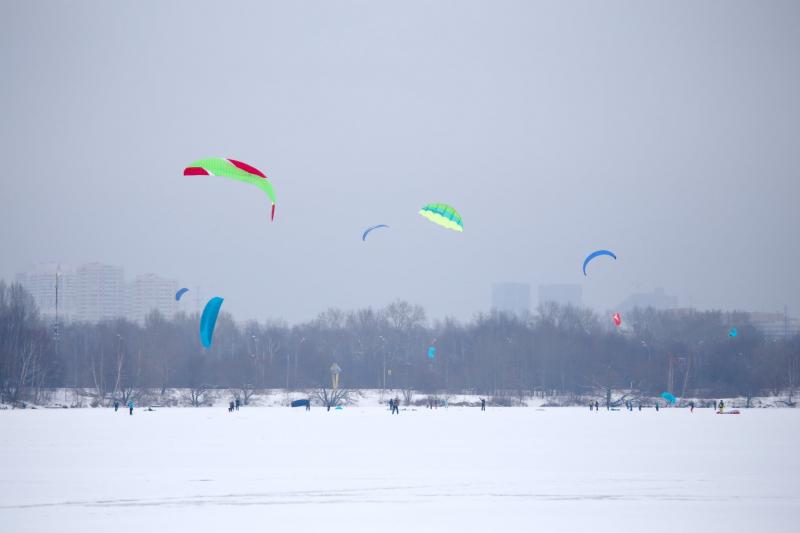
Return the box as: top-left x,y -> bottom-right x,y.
1,406 -> 798,532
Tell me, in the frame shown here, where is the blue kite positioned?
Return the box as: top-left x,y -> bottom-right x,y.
428,346 -> 436,359
200,297 -> 224,348
362,224 -> 389,241
582,249 -> 617,276
661,392 -> 677,405
175,287 -> 189,301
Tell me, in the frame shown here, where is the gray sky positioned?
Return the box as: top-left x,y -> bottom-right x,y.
2,0 -> 798,323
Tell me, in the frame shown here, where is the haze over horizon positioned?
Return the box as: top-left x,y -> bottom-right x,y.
2,0 -> 798,324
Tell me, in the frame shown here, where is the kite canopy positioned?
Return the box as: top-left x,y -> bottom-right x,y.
362,224 -> 389,241
661,392 -> 677,405
199,297 -> 224,349
184,158 -> 276,220
612,312 -> 621,327
419,203 -> 463,232
175,288 -> 189,302
291,399 -> 310,408
729,327 -> 738,338
428,346 -> 436,359
582,249 -> 617,276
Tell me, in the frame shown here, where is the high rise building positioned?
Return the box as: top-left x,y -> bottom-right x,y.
75,263 -> 125,322
538,284 -> 583,308
127,273 -> 178,323
749,309 -> 800,339
15,263 -> 76,321
491,282 -> 531,317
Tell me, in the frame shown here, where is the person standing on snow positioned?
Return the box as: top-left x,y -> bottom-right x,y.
481,398 -> 486,411
718,400 -> 724,413
114,400 -> 119,412
127,400 -> 134,416
235,398 -> 240,411
690,401 -> 695,413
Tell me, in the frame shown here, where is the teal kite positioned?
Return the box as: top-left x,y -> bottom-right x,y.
419,203 -> 463,232
200,297 -> 224,349
184,158 -> 276,220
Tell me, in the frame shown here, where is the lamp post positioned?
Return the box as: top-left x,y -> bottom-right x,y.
378,335 -> 386,399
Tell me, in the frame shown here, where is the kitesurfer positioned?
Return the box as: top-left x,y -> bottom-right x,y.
481,398 -> 486,411
114,400 -> 119,412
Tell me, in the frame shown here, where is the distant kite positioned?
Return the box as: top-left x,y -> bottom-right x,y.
582,250 -> 617,276
729,327 -> 738,338
428,346 -> 436,359
419,204 -> 463,232
184,158 -> 276,221
199,297 -> 224,349
175,288 -> 189,302
362,224 -> 389,241
661,392 -> 677,405
613,313 -> 622,327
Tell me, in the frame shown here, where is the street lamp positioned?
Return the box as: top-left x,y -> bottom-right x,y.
378,335 -> 387,397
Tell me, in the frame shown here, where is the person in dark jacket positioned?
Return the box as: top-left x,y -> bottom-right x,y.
235,398 -> 240,411
480,398 -> 486,411
114,400 -> 119,412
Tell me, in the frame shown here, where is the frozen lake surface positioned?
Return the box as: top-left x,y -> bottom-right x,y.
1,406 -> 798,532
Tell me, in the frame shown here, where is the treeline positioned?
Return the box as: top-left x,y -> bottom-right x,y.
1,281 -> 798,405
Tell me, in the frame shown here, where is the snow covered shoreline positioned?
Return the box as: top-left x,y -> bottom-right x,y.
3,387 -> 796,410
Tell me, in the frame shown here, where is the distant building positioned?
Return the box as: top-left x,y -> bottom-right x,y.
491,282 -> 531,317
126,273 -> 177,323
749,310 -> 800,339
15,263 -> 76,321
618,287 -> 677,312
538,284 -> 582,307
74,263 -> 125,322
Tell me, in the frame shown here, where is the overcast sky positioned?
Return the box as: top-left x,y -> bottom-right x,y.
1,0 -> 798,323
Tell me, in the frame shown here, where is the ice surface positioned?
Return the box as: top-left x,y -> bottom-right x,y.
1,406 -> 798,532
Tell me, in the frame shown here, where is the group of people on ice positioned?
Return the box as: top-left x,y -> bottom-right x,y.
388,397 -> 400,414
228,398 -> 241,412
588,399 -> 720,413
113,400 -> 135,415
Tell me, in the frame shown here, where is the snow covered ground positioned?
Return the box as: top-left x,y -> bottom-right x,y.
1,406 -> 798,532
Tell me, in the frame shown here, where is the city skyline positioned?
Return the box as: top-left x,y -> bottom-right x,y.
12,259 -> 796,328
